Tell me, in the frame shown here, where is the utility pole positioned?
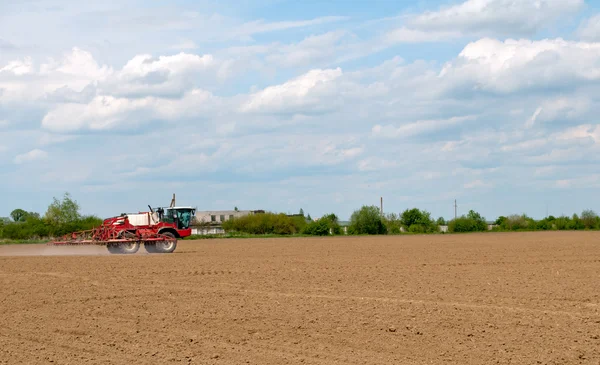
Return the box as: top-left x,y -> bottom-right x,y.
454,199 -> 457,220
380,197 -> 383,217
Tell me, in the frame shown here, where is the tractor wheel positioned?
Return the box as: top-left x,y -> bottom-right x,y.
107,242 -> 140,254
144,242 -> 158,253
119,241 -> 140,254
107,232 -> 140,254
107,244 -> 121,254
154,232 -> 177,253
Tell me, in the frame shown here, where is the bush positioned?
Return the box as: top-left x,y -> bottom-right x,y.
448,210 -> 487,233
500,214 -> 535,231
382,213 -> 402,234
348,206 -> 387,235
302,213 -> 341,236
0,215 -> 103,240
580,210 -> 599,229
221,212 -> 302,235
400,208 -> 437,233
0,193 -> 104,241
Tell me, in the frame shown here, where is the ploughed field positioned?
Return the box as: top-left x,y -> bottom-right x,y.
1,232 -> 600,364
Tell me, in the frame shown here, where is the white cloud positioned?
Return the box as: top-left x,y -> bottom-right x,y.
577,14 -> 600,41
0,57 -> 33,75
530,97 -> 592,125
119,53 -> 213,78
233,16 -> 348,39
555,174 -> 600,189
464,179 -> 492,189
525,107 -> 542,128
0,48 -> 112,103
170,40 -> 198,50
0,120 -> 9,128
500,138 -> 547,152
38,133 -> 77,146
41,88 -> 216,132
105,52 -> 216,97
439,38 -> 600,93
409,0 -> 583,37
265,31 -> 349,68
357,157 -> 400,172
14,149 -> 48,164
384,27 -> 461,44
372,116 -> 475,139
241,68 -> 343,114
42,47 -> 112,82
554,124 -> 600,144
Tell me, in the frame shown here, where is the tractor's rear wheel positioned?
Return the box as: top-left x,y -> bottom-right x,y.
107,244 -> 121,254
107,232 -> 141,254
107,242 -> 140,254
144,242 -> 157,253
153,232 -> 177,253
119,241 -> 140,254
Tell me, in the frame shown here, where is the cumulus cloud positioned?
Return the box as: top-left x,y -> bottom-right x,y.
14,149 -> 48,164
0,57 -> 34,75
408,0 -> 583,37
106,52 -> 216,97
0,48 -> 112,103
439,38 -> 600,93
241,68 -> 343,114
41,88 -> 216,132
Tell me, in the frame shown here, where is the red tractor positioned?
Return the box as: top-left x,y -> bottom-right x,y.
48,197 -> 196,254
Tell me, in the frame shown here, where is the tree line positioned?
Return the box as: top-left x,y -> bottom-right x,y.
2,193 -> 600,241
216,205 -> 600,236
0,193 -> 102,241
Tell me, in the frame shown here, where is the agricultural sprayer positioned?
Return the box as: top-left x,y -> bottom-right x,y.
48,195 -> 195,254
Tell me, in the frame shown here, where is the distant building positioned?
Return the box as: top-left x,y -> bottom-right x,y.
191,209 -> 265,235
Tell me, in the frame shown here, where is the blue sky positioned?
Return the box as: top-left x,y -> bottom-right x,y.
2,0 -> 600,221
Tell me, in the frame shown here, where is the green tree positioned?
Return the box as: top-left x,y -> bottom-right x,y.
436,217 -> 446,226
400,208 -> 437,233
581,209 -> 599,229
44,192 -> 81,224
299,208 -> 304,216
348,205 -> 387,235
303,213 -> 341,236
495,216 -> 507,226
383,213 -> 402,234
467,210 -> 488,231
10,209 -> 29,222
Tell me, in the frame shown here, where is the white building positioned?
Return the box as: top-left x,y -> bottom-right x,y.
191,210 -> 264,235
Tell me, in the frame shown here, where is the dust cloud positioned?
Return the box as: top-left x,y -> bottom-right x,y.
0,243 -> 112,256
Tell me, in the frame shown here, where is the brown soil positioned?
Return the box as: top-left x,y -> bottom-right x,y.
1,231 -> 599,364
